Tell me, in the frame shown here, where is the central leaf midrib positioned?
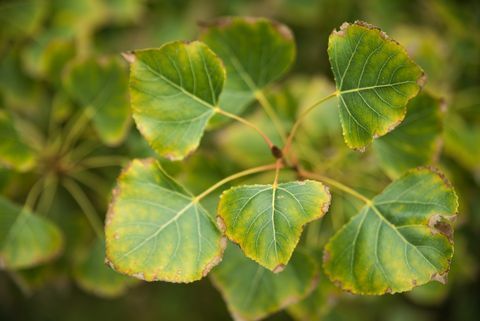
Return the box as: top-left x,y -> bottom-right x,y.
139,60 -> 218,111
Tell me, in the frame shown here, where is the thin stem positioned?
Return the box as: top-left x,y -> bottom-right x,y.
23,177 -> 46,212
299,169 -> 371,204
74,155 -> 128,171
62,177 -> 104,238
215,108 -> 274,148
60,108 -> 93,154
194,163 -> 279,202
36,175 -> 58,216
283,91 -> 338,155
272,159 -> 282,187
255,90 -> 287,143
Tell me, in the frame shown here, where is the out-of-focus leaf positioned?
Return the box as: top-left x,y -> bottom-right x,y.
373,92 -> 443,178
444,115 -> 480,171
324,168 -> 458,295
328,21 -> 424,150
63,56 -> 131,146
0,0 -> 47,40
0,196 -> 63,269
0,110 -> 36,172
217,111 -> 283,167
201,16 -> 295,126
211,244 -> 317,321
74,238 -> 134,298
128,41 -> 225,160
22,29 -> 75,82
217,180 -> 330,271
288,249 -> 342,321
103,0 -> 145,24
105,159 -> 226,282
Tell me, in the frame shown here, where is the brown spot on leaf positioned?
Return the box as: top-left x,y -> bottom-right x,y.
417,73 -> 427,88
431,272 -> 448,284
385,287 -> 392,294
273,264 -> 285,273
429,214 -> 454,242
121,51 -> 136,64
333,22 -> 350,37
202,236 -> 227,277
323,249 -> 331,263
216,216 -> 226,232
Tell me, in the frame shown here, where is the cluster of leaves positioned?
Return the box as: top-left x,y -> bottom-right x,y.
1,1 -> 480,321
101,17 -> 458,320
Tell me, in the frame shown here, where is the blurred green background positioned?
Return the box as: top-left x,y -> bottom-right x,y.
0,0 -> 479,320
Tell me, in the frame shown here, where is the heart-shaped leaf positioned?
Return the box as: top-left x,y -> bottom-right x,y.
211,244 -> 317,321
74,238 -> 135,298
0,110 -> 36,172
373,91 -> 443,178
328,21 -> 425,150
63,57 -> 131,146
0,196 -> 64,269
324,167 -> 458,295
201,17 -> 295,126
128,41 -> 225,160
105,158 -> 226,282
217,180 -> 330,271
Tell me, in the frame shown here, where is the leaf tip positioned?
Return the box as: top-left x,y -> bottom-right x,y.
121,51 -> 136,64
273,264 -> 285,273
431,272 -> 448,284
417,72 -> 427,87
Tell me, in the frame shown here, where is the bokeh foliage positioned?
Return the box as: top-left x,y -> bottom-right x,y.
1,0 -> 479,321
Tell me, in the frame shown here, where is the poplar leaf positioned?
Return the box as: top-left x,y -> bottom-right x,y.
324,168 -> 458,295
328,21 -> 425,150
217,181 -> 330,271
105,159 -> 226,282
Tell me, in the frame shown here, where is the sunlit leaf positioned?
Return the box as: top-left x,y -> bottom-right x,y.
0,196 -> 63,269
201,16 -> 295,126
373,92 -> 443,178
63,56 -> 131,146
0,110 -> 36,172
74,238 -> 134,298
328,21 -> 425,150
217,180 -> 330,271
211,244 -> 317,321
105,159 -> 226,282
128,41 -> 225,160
324,168 -> 458,295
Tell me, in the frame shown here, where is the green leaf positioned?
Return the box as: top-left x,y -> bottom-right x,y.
328,21 -> 425,150
63,57 -> 131,146
74,238 -> 135,298
128,41 -> 225,160
0,0 -> 47,40
105,158 -> 226,282
0,110 -> 36,172
444,114 -> 480,171
211,244 -> 317,321
373,92 -> 443,178
217,180 -> 330,271
324,168 -> 458,295
0,196 -> 63,269
201,17 -> 295,126
287,250 -> 342,321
